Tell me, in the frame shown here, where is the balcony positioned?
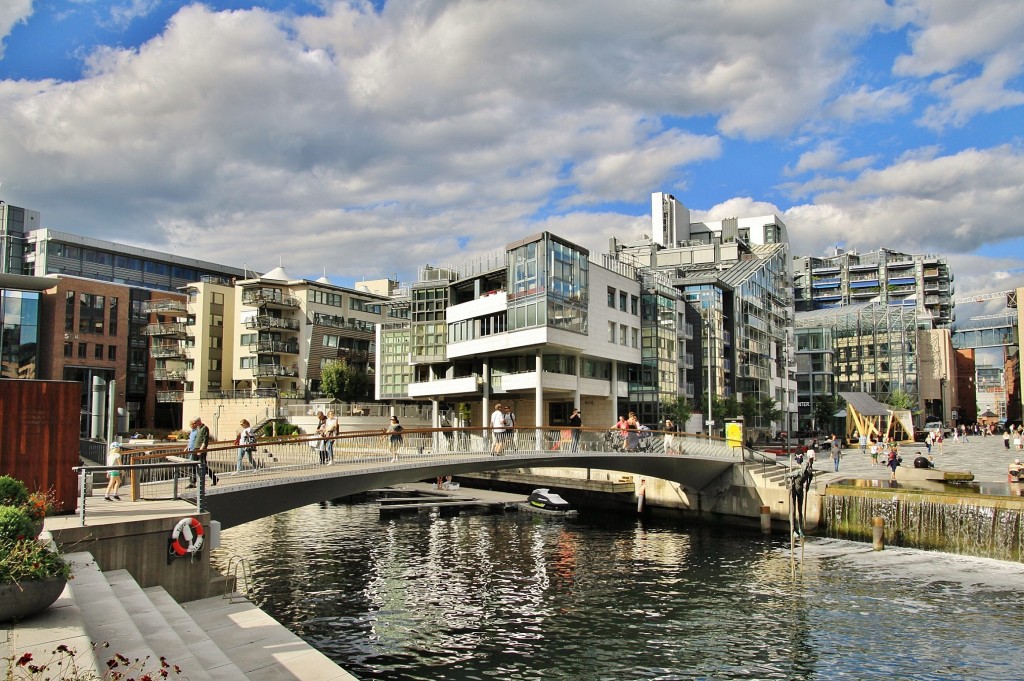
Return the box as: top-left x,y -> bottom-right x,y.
811,277 -> 841,289
143,322 -> 188,337
150,342 -> 186,359
242,290 -> 300,308
245,315 -> 300,332
252,365 -> 299,378
142,299 -> 187,314
407,375 -> 480,399
250,340 -> 300,355
156,391 -> 184,403
153,369 -> 186,381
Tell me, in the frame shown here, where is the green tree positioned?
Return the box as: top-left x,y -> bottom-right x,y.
320,360 -> 370,402
886,389 -> 915,410
758,396 -> 782,424
812,394 -> 846,432
662,396 -> 693,427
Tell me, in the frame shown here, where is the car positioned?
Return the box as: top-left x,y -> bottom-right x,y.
922,421 -> 952,437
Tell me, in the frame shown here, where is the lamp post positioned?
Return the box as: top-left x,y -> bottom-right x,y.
705,312 -> 714,439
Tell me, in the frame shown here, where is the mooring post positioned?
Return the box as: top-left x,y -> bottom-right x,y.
872,516 -> 884,550
760,505 -> 771,534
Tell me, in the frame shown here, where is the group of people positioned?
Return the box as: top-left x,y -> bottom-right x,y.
610,412 -> 650,452
490,403 -> 517,455
313,409 -> 340,465
1004,424 -> 1024,450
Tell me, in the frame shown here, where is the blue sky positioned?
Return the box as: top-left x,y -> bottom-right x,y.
1,0 -> 1022,324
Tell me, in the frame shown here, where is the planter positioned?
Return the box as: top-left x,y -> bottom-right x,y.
32,518 -> 44,538
0,576 -> 68,623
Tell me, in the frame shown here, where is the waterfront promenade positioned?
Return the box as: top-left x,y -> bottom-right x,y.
778,433 -> 1019,485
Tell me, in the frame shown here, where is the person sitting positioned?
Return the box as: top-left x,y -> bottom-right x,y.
1009,459 -> 1023,481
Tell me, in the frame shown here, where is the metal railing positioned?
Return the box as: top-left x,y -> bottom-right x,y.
72,459 -> 201,526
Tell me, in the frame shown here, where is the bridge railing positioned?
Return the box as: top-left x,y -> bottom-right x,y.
97,427 -> 746,505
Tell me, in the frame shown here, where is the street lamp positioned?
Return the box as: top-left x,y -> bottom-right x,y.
705,311 -> 714,439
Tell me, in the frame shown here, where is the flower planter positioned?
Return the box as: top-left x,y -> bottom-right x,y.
32,518 -> 44,538
0,576 -> 67,623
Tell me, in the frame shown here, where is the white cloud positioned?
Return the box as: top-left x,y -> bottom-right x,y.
782,145 -> 1024,258
0,0 -> 32,60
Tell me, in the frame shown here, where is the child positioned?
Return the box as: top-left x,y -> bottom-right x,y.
104,442 -> 123,501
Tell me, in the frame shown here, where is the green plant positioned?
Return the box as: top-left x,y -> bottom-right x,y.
0,538 -> 71,584
0,506 -> 35,545
5,643 -> 182,680
258,422 -> 299,437
0,475 -> 29,508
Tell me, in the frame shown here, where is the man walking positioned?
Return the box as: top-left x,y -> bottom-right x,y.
185,416 -> 217,488
830,433 -> 842,472
490,403 -> 506,455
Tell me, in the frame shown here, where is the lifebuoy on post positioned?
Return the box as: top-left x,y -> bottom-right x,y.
168,516 -> 204,561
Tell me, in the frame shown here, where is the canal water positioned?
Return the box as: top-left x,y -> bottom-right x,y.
215,500 -> 1024,680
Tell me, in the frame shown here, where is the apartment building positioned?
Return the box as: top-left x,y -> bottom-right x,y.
376,232 -> 646,429
793,248 -> 955,327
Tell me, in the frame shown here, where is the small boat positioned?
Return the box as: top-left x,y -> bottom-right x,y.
526,488 -> 573,512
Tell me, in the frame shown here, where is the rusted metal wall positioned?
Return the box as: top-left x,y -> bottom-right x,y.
0,379 -> 80,512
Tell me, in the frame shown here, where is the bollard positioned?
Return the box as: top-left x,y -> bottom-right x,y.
872,516 -> 885,550
760,505 -> 772,534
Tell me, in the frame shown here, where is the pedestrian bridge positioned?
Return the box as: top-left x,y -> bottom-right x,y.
120,427 -> 763,530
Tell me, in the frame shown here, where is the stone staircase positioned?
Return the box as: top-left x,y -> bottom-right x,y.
2,551 -> 355,680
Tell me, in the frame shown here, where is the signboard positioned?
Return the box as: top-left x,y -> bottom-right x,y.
725,420 -> 744,448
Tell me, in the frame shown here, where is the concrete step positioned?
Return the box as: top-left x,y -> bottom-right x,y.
63,552 -> 162,679
142,586 -> 249,681
183,595 -> 357,681
107,570 -> 245,681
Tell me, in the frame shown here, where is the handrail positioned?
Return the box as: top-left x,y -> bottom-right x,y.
224,555 -> 252,603
72,461 -> 200,526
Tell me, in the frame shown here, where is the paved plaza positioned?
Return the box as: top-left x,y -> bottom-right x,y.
777,431 -> 1023,485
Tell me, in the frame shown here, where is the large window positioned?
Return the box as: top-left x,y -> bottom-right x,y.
108,297 -> 118,335
79,293 -> 105,334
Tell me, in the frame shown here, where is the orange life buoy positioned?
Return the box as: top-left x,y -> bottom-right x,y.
170,516 -> 204,556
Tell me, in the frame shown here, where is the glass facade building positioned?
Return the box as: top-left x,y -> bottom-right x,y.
0,289 -> 39,379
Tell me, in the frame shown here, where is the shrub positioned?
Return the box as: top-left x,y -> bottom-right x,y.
0,475 -> 29,508
0,506 -> 36,545
0,538 -> 71,584
258,422 -> 299,437
23,489 -> 59,522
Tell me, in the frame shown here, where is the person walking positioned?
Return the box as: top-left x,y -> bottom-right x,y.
386,416 -> 404,462
887,445 -> 901,481
830,434 -> 842,472
1005,428 -> 1012,450
858,431 -> 867,456
104,442 -> 123,501
490,404 -> 506,455
323,409 -> 339,464
235,419 -> 256,472
185,416 -> 217,488
315,411 -> 329,465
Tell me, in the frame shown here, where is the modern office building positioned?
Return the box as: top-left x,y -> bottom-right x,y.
793,248 -> 955,327
606,193 -> 796,434
376,232 -> 647,429
0,272 -> 48,379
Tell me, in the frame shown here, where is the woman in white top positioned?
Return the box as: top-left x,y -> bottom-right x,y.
323,410 -> 339,463
236,419 -> 256,472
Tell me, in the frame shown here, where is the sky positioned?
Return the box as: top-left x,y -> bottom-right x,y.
1,0 -> 1023,328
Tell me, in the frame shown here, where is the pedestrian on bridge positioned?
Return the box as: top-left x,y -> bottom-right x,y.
569,408 -> 582,452
490,404 -> 506,455
185,416 -> 217,488
386,416 -> 404,462
236,419 -> 256,472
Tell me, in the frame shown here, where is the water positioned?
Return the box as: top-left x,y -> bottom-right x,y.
215,500 -> 1024,680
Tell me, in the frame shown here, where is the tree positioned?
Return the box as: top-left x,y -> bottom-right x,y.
886,389 -> 915,411
662,396 -> 693,428
320,360 -> 370,402
812,394 -> 846,433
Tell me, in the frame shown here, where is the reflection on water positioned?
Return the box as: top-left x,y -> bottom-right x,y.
215,501 -> 1024,680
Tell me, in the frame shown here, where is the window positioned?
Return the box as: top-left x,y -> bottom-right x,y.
619,324 -> 627,346
619,292 -> 627,311
607,287 -> 615,307
211,292 -> 224,305
79,293 -> 105,334
209,359 -> 221,371
65,291 -> 75,331
94,344 -> 104,359
240,357 -> 255,369
323,334 -> 339,348
108,297 -> 118,335
631,327 -> 639,348
78,343 -> 87,358
608,321 -> 616,343
631,296 -> 639,315
210,315 -> 223,327
63,342 -> 72,357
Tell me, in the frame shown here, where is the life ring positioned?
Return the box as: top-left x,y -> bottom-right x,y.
170,516 -> 204,556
